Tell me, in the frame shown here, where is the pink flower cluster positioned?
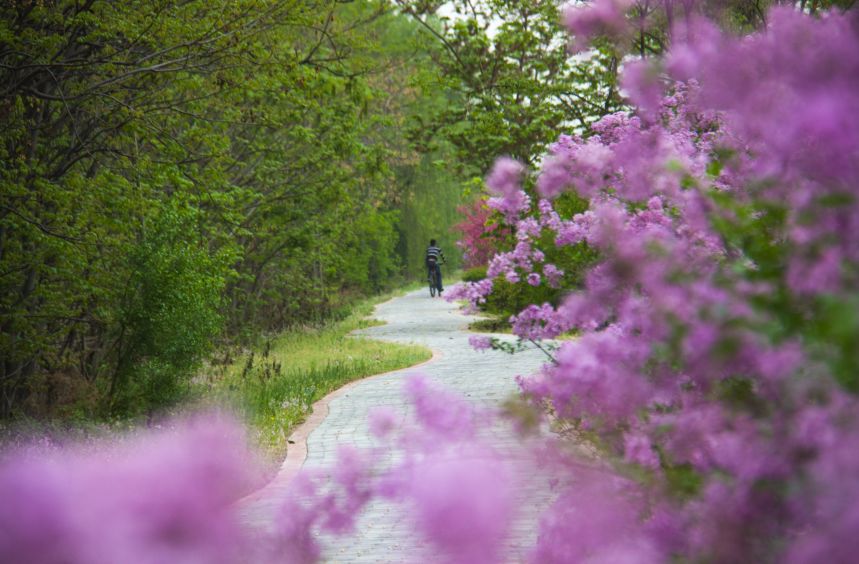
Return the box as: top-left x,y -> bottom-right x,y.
485,157 -> 531,223
274,445 -> 376,562
665,9 -> 859,297
444,278 -> 493,313
468,335 -> 493,350
0,387 -> 521,563
509,303 -> 573,341
452,198 -> 510,269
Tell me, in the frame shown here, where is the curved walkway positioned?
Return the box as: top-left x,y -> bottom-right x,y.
239,288 -> 552,561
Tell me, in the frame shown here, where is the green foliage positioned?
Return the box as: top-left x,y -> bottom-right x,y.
663,461 -> 703,501
462,266 -> 489,283
0,0 -> 466,420
395,151 -> 465,279
483,239 -> 598,320
0,0 -> 620,422
468,317 -> 511,333
111,204 -> 229,415
812,295 -> 859,392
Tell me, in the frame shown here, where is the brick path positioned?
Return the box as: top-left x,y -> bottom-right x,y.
240,289 -> 553,562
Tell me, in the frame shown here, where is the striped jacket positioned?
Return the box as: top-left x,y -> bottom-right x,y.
426,245 -> 445,263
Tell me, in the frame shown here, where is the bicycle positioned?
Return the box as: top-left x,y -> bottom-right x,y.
427,260 -> 444,297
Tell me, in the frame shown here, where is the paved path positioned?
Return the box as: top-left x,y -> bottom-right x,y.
240,289 -> 553,561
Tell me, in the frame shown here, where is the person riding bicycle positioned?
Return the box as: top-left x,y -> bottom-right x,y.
425,239 -> 446,295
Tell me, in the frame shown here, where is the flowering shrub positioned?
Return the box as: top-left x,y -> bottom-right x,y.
452,197 -> 511,269
0,414 -> 260,564
447,3 -> 859,562
449,169 -> 598,321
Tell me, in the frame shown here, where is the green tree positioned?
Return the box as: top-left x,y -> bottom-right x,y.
398,0 -> 623,173
1,0 -> 290,416
111,203 -> 229,415
0,0 -> 454,418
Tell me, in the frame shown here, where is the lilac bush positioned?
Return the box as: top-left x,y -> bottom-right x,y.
0,413 -> 258,564
445,3 -> 859,561
451,198 -> 511,269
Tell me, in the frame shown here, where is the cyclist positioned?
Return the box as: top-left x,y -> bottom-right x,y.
425,239 -> 446,295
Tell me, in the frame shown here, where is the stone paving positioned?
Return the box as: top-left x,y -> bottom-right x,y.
240,288 -> 554,562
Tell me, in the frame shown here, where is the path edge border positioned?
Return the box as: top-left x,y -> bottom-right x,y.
237,346 -> 441,507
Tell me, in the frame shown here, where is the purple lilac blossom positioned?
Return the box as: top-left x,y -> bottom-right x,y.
0,413 -> 255,564
368,407 -> 398,438
445,5 -> 859,561
406,449 -> 515,563
562,0 -> 634,52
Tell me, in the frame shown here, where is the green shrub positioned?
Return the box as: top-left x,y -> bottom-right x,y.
459,191 -> 597,320
110,204 -> 230,415
481,240 -> 598,319
462,266 -> 488,282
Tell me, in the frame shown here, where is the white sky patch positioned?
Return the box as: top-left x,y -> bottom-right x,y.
435,1 -> 503,37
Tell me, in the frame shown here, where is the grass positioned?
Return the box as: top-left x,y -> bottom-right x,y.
202,291 -> 431,464
468,316 -> 513,333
